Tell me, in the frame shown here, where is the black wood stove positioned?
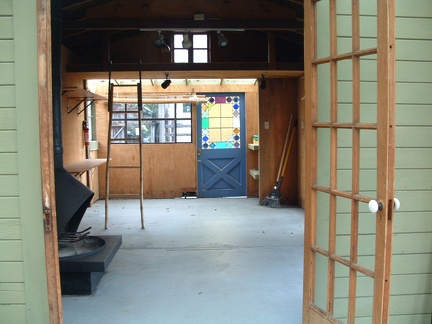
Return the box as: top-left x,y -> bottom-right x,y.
55,168 -> 122,295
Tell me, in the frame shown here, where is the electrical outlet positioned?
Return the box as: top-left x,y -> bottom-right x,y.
194,14 -> 205,20
264,121 -> 270,129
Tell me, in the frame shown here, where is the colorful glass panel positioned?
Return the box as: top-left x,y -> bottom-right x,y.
201,95 -> 241,149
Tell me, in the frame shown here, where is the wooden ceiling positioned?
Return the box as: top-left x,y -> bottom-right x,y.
61,0 -> 304,79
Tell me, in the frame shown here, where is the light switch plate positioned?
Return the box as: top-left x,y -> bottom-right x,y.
264,121 -> 270,129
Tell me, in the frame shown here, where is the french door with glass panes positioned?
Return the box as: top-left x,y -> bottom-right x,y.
303,0 -> 396,323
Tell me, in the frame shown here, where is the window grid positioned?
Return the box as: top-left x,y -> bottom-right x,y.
173,33 -> 208,63
110,103 -> 192,144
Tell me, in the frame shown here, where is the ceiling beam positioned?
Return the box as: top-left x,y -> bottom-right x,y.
62,0 -> 113,10
62,19 -> 303,31
67,62 -> 304,75
68,69 -> 304,82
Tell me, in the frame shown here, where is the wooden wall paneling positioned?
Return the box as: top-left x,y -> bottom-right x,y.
298,77 -> 305,208
96,99 -> 109,197
110,32 -> 173,64
259,78 -> 299,205
62,71 -> 105,202
245,91 -> 259,197
93,83 -> 260,199
0,3 -> 27,320
259,80 -> 278,202
0,108 -> 17,130
0,197 -> 19,218
86,0 -> 297,20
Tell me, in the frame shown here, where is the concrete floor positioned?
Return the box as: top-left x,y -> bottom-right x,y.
62,197 -> 304,324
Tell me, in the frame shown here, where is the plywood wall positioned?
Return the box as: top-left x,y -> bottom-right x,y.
61,69 -> 101,202
92,83 -> 260,198
298,77 -> 305,208
61,74 -> 305,202
258,78 -> 299,205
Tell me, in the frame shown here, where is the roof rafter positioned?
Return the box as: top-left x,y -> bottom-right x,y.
62,19 -> 304,31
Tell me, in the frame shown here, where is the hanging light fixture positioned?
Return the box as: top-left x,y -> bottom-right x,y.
182,33 -> 192,49
153,31 -> 164,46
153,31 -> 171,52
161,73 -> 172,89
260,74 -> 267,90
217,31 -> 228,48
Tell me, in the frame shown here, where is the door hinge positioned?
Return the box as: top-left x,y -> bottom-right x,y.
43,207 -> 52,232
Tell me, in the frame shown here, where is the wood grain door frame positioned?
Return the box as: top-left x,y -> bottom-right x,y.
303,0 -> 396,323
38,0 -> 63,322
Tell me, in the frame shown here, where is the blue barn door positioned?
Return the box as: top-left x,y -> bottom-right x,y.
197,93 -> 246,198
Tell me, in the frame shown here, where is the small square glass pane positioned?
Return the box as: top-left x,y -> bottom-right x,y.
193,34 -> 207,48
193,49 -> 208,63
176,120 -> 192,143
174,49 -> 188,63
174,34 -> 183,48
176,103 -> 191,118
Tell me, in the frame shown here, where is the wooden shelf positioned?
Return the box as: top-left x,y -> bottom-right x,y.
62,87 -> 106,115
64,158 -> 107,177
248,143 -> 259,150
249,169 -> 260,179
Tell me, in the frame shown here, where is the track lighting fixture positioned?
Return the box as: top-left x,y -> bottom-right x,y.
217,31 -> 228,48
161,73 -> 171,89
153,31 -> 171,52
182,33 -> 192,49
260,74 -> 267,90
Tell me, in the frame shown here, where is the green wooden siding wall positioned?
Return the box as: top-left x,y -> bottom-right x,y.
0,1 -> 49,323
392,1 -> 432,322
0,3 -> 24,321
315,0 -> 432,323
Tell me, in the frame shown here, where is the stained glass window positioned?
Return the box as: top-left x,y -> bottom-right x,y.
201,96 -> 241,149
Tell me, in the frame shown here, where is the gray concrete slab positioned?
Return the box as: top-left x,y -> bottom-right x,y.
62,198 -> 304,324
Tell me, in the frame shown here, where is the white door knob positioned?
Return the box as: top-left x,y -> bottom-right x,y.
368,200 -> 379,213
368,198 -> 400,213
394,198 -> 401,210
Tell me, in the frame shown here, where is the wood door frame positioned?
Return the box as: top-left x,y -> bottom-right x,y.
303,0 -> 396,323
38,0 -> 63,322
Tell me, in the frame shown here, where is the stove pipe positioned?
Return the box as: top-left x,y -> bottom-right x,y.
52,1 -> 94,234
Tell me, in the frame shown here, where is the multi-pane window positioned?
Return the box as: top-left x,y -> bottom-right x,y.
110,102 -> 192,144
173,33 -> 208,63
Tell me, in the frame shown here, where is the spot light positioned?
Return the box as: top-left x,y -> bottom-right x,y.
182,33 -> 192,49
260,74 -> 267,90
161,73 -> 171,89
217,31 -> 228,48
153,31 -> 171,52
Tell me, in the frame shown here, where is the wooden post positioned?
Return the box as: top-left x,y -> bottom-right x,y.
37,0 -> 63,322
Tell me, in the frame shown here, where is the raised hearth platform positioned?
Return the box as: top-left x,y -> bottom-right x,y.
60,235 -> 122,295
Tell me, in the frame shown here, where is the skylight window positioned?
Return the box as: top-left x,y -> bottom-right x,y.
173,33 -> 208,63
